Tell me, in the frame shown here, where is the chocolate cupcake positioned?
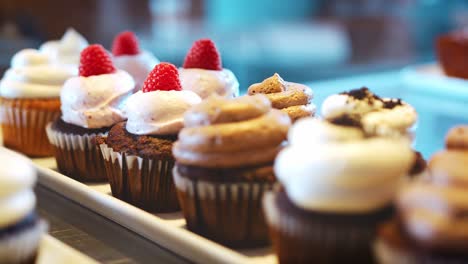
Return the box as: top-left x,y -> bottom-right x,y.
264,118 -> 415,263
172,94 -> 291,247
99,62 -> 201,212
436,30 -> 468,79
0,148 -> 48,263
247,73 -> 316,122
375,126 -> 468,263
46,44 -> 135,182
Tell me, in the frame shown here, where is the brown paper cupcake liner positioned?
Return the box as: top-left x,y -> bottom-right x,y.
100,143 -> 179,213
46,123 -> 107,182
173,166 -> 274,248
0,219 -> 47,264
0,98 -> 60,157
263,191 -> 393,264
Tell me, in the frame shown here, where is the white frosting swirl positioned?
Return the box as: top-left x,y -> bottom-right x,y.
275,118 -> 414,213
179,68 -> 239,99
0,147 -> 36,228
39,28 -> 88,66
125,90 -> 201,136
61,70 -> 135,129
0,49 -> 77,99
113,51 -> 159,92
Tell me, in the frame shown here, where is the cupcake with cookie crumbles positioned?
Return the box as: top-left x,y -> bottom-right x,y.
179,39 -> 239,99
172,94 -> 291,247
375,125 -> 468,264
247,73 -> 316,122
99,62 -> 201,212
46,44 -> 135,182
264,117 -> 415,263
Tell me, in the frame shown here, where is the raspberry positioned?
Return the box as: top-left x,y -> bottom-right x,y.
112,31 -> 140,56
142,62 -> 182,92
79,44 -> 116,77
183,38 -> 222,70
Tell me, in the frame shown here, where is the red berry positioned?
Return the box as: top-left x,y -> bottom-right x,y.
142,62 -> 182,92
112,31 -> 140,56
183,39 -> 222,70
79,44 -> 116,77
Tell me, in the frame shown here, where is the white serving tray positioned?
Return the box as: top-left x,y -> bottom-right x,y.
32,157 -> 275,264
38,235 -> 98,264
401,63 -> 468,100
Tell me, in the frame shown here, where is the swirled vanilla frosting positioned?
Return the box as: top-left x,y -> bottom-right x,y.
173,94 -> 291,168
179,68 -> 239,99
0,147 -> 36,228
275,118 -> 415,213
321,87 -> 417,139
248,73 -> 316,122
39,28 -> 88,66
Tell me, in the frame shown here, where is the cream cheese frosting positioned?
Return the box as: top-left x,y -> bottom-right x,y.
60,70 -> 135,128
321,88 -> 417,139
113,51 -> 159,91
179,68 -> 239,99
0,147 -> 36,228
125,90 -> 201,136
0,49 -> 77,99
275,118 -> 414,213
39,28 -> 88,66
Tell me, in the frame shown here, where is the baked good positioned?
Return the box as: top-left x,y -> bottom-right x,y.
247,73 -> 316,122
264,118 -> 414,263
39,28 -> 88,67
436,30 -> 468,79
0,48 -> 76,156
179,39 -> 239,99
172,94 -> 291,247
112,31 -> 159,92
100,62 -> 201,212
47,44 -> 134,181
375,125 -> 468,263
0,147 -> 47,263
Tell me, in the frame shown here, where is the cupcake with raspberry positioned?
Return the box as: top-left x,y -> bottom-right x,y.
100,62 -> 201,212
0,48 -> 76,156
0,147 -> 48,263
46,44 -> 135,182
179,39 -> 239,99
375,125 -> 468,263
264,117 -> 415,263
172,94 -> 291,247
247,73 -> 316,122
111,31 -> 159,92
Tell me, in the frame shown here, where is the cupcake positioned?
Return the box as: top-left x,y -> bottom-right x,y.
172,94 -> 291,247
179,39 -> 239,99
375,125 -> 468,263
247,73 -> 316,122
99,62 -> 201,212
111,31 -> 159,92
46,44 -> 135,182
39,28 -> 88,67
322,87 -> 417,141
0,48 -> 76,156
436,29 -> 468,79
0,147 -> 47,263
264,118 -> 415,263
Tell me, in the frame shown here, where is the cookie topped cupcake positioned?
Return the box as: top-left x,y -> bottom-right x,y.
247,73 -> 316,122
322,87 -> 417,140
111,31 -> 159,92
179,39 -> 239,99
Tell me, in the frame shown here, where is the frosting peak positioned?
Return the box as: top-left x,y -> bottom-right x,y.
248,73 -> 316,122
39,28 -> 88,66
173,94 -> 291,168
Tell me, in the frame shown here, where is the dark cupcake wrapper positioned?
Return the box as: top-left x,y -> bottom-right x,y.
0,219 -> 47,264
100,143 -> 180,213
46,123 -> 107,182
173,165 -> 274,248
263,191 -> 393,264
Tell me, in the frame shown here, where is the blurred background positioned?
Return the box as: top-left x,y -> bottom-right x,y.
0,0 -> 468,89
